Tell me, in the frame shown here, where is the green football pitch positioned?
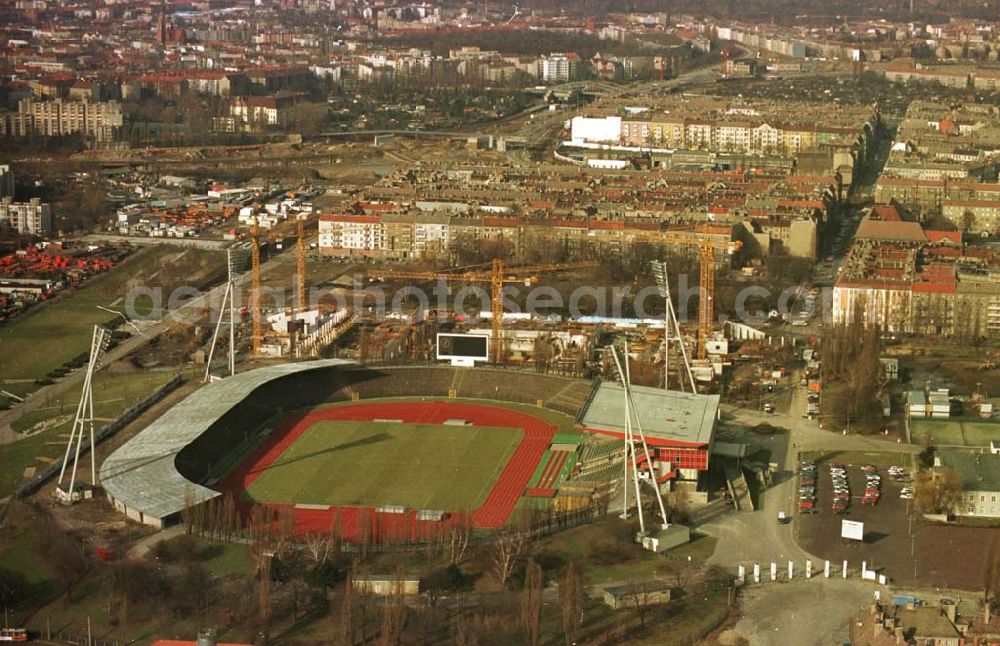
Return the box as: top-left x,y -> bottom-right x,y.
246,420 -> 524,510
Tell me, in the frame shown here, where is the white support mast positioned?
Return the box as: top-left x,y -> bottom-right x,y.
205,247 -> 244,381
624,339 -> 645,534
57,325 -> 111,501
651,260 -> 695,393
611,341 -> 670,536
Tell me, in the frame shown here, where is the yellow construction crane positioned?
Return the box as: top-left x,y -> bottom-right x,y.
629,226 -> 742,360
369,259 -> 599,364
296,215 -> 307,312
250,217 -> 262,356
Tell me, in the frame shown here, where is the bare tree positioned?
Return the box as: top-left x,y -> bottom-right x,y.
561,561 -> 584,645
630,584 -> 656,629
984,539 -> 1000,622
447,511 -> 473,565
379,567 -> 408,646
490,531 -> 527,588
521,559 -> 543,646
305,532 -> 335,565
341,568 -> 360,645
664,556 -> 696,590
915,468 -> 964,514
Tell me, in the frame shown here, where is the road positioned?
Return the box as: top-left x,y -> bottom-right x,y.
700,375 -> 919,572
701,382 -> 917,645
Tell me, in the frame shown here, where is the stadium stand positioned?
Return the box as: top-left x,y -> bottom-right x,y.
103,360 -> 597,529
346,367 -> 455,399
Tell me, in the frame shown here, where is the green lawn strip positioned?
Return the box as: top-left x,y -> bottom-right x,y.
584,535 -> 719,585
31,580 -> 162,644
0,247 -> 170,381
634,585 -> 730,645
11,370 -> 176,435
526,450 -> 553,488
909,419 -> 965,447
910,418 -> 965,446
539,582 -> 729,645
958,420 -> 1000,448
196,539 -> 251,577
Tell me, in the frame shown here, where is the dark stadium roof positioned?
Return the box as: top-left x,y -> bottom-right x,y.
100,359 -> 356,524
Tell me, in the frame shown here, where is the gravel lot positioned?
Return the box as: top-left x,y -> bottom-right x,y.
727,578 -> 875,646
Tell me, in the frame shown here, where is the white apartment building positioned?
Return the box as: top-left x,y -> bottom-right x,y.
538,53 -> 580,83
0,197 -> 53,234
318,215 -> 385,256
15,98 -> 123,143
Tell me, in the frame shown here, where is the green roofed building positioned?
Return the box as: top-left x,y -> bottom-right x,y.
936,449 -> 1000,517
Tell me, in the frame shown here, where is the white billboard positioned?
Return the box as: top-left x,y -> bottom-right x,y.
841,519 -> 864,541
570,116 -> 621,144
436,333 -> 489,366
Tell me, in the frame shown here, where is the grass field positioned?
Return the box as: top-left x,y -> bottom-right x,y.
956,421 -> 1000,447
246,420 -> 523,510
0,245 -> 223,384
910,419 -> 965,446
316,397 -> 579,434
909,418 -> 1000,448
0,369 -> 178,500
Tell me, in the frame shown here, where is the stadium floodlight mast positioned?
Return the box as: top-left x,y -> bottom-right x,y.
57,325 -> 112,501
204,246 -> 246,382
650,260 -> 696,393
610,340 -> 670,538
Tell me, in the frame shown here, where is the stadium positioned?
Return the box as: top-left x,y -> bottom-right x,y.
100,360 -> 720,539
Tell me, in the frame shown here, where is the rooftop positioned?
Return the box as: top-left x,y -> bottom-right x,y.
580,383 -> 719,447
100,359 -> 355,523
937,448 -> 1000,491
855,216 -> 928,243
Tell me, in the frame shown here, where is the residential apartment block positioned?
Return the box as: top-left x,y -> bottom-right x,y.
538,53 -> 580,83
318,213 -> 736,264
832,212 -> 1000,339
0,197 -> 53,235
0,98 -> 123,143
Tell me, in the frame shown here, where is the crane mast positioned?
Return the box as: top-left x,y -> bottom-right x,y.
369,259 -> 598,364
296,216 -> 307,313
250,217 -> 262,356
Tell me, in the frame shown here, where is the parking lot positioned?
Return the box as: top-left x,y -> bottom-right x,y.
795,456 -> 918,585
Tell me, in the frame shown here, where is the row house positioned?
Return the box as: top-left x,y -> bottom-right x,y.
611,116 -> 825,155
318,213 -> 737,263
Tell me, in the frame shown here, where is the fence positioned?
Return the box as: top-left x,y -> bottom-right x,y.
12,374 -> 184,500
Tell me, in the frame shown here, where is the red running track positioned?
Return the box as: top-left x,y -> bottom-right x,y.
525,450 -> 570,498
219,400 -> 557,539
